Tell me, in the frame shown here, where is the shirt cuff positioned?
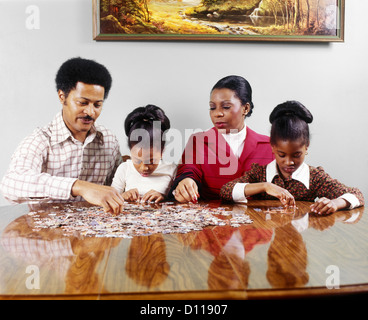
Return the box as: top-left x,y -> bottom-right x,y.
338,193 -> 360,209
232,183 -> 248,203
44,177 -> 76,200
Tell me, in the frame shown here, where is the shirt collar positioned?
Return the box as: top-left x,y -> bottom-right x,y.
50,112 -> 103,146
221,125 -> 247,158
221,124 -> 247,140
266,159 -> 310,189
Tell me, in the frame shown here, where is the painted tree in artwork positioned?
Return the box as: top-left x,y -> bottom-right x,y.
305,0 -> 310,29
100,0 -> 151,22
201,0 -> 222,5
100,0 -> 120,16
256,0 -> 336,34
293,0 -> 301,28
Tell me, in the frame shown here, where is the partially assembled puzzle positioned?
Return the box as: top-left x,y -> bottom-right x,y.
28,202 -> 253,238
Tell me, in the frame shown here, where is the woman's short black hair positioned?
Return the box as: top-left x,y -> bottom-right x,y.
269,100 -> 313,146
124,104 -> 171,150
211,75 -> 254,117
55,57 -> 112,99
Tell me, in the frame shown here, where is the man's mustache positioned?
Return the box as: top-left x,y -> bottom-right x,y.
79,115 -> 95,121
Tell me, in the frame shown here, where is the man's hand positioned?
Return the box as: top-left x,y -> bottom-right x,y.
71,180 -> 125,215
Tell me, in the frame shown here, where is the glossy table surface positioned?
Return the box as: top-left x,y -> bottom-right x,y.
0,200 -> 367,299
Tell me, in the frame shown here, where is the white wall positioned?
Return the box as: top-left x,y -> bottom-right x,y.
1,0 -> 367,206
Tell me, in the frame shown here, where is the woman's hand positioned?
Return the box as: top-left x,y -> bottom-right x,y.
310,197 -> 348,215
141,189 -> 165,203
174,178 -> 200,203
264,182 -> 296,207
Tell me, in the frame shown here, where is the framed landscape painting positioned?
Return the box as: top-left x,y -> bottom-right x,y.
93,0 -> 344,42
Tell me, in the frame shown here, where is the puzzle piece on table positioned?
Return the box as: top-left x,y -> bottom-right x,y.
28,202 -> 253,238
264,206 -> 298,214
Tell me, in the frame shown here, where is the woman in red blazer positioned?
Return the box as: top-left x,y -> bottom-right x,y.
171,75 -> 274,202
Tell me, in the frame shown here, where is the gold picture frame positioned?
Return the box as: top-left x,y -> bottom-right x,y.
93,0 -> 344,42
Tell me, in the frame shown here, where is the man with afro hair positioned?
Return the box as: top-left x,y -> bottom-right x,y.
1,57 -> 125,214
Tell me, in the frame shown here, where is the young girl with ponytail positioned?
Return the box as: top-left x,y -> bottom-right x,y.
220,101 -> 364,215
112,105 -> 177,203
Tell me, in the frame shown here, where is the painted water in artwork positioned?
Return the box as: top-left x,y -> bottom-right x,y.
99,0 -> 341,38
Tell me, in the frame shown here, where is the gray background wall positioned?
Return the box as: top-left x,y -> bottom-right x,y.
0,0 -> 367,206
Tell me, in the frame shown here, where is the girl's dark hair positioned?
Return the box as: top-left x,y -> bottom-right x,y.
211,75 -> 254,117
124,104 -> 170,150
55,57 -> 112,99
269,100 -> 313,146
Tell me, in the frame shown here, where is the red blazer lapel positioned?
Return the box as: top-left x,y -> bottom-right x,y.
212,127 -> 238,166
239,127 -> 258,169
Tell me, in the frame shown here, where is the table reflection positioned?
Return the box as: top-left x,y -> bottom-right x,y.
0,201 -> 366,298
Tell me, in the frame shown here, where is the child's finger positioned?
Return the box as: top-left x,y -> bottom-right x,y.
146,193 -> 159,203
279,191 -> 294,207
320,200 -> 336,215
129,194 -> 138,202
311,197 -> 329,214
141,192 -> 151,203
154,195 -> 164,203
287,197 -> 296,208
133,189 -> 141,201
317,204 -> 331,215
285,193 -> 295,207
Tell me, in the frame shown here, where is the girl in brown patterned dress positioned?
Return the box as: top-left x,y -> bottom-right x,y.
220,101 -> 364,215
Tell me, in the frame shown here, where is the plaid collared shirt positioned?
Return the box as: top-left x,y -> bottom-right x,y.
1,112 -> 122,203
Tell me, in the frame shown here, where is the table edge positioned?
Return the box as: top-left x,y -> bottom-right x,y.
1,284 -> 368,300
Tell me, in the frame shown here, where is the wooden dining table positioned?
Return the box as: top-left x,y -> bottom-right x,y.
0,199 -> 367,300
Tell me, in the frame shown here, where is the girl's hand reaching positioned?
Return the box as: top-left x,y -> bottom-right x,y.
122,188 -> 165,203
264,183 -> 296,207
244,182 -> 295,208
141,189 -> 165,203
122,188 -> 140,202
